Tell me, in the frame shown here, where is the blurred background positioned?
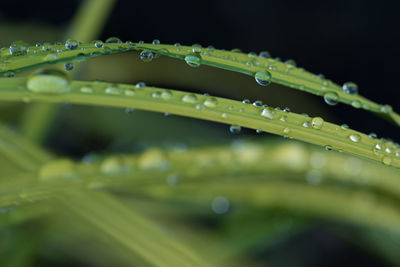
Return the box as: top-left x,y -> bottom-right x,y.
0,0 -> 399,266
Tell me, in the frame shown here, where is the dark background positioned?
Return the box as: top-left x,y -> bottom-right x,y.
0,1 -> 399,266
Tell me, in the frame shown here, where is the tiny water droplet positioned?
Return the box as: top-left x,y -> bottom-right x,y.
229,125 -> 241,134
204,97 -> 218,108
65,38 -> 79,50
253,100 -> 263,107
285,59 -> 296,66
254,71 -> 272,86
261,108 -> 276,119
341,124 -> 349,130
342,82 -> 358,94
185,55 -> 201,67
349,134 -> 361,142
140,50 -> 155,62
182,94 -> 198,104
325,145 -> 333,151
323,92 -> 339,106
93,40 -> 104,48
124,88 -> 135,96
105,37 -> 122,43
242,99 -> 251,104
283,107 -> 291,113
136,82 -> 146,88
161,90 -> 172,100
368,133 -> 377,139
105,85 -> 121,95
80,86 -> 93,93
351,100 -> 362,108
259,51 -> 271,58
311,117 -> 324,129
27,69 -> 70,94
283,127 -> 291,135
382,156 -> 392,166
380,105 -> 393,113
211,196 -> 229,214
9,40 -> 28,56
152,39 -> 160,45
192,44 -> 202,54
42,42 -> 53,51
64,62 -> 74,71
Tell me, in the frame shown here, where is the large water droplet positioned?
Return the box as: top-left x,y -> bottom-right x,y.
27,69 -> 70,94
311,117 -> 324,129
323,92 -> 339,106
65,38 -> 79,50
342,82 -> 358,94
254,71 -> 272,86
9,40 -> 28,56
185,55 -> 201,67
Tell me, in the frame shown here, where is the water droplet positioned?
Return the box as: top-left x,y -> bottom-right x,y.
311,117 -> 324,129
93,40 -> 104,48
125,108 -> 133,114
44,53 -> 58,62
182,94 -> 198,104
283,107 -> 291,113
211,196 -> 229,214
380,105 -> 393,113
65,38 -> 79,50
283,127 -> 291,135
285,59 -> 296,66
382,156 -> 392,166
261,108 -> 276,119
80,86 -> 93,94
342,82 -> 358,94
242,99 -> 251,104
161,90 -> 172,100
136,82 -> 146,88
254,71 -> 272,86
152,91 -> 161,98
152,39 -> 160,45
368,133 -> 377,139
64,62 -> 74,71
27,69 -> 70,94
39,159 -> 77,181
302,121 -> 310,128
124,88 -> 135,96
325,145 -> 333,151
204,97 -> 218,108
341,124 -> 349,130
253,100 -> 263,107
192,44 -> 202,54
105,37 -> 122,43
259,51 -> 271,58
140,50 -> 155,62
42,42 -> 53,51
306,170 -> 323,185
166,174 -> 179,186
4,71 -> 15,78
323,92 -> 339,106
351,100 -> 362,108
229,125 -> 241,134
174,43 -> 181,47
9,40 -> 28,56
349,134 -> 361,142
105,85 -> 121,95
185,55 -> 201,67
